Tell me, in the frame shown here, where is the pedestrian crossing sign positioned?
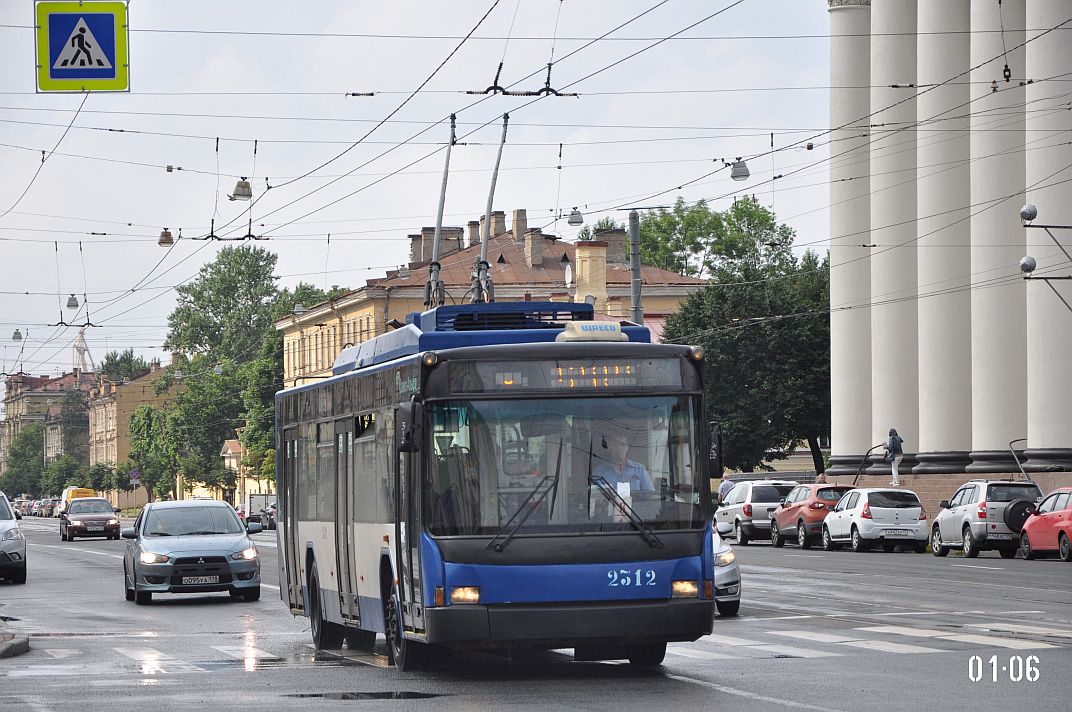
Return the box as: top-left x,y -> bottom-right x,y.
35,1 -> 129,92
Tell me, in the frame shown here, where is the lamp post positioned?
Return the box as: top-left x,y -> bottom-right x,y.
1019,203 -> 1072,314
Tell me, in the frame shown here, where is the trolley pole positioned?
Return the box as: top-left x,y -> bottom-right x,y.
473,114 -> 509,304
629,208 -> 643,324
425,114 -> 456,307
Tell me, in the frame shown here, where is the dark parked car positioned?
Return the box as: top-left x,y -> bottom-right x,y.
61,497 -> 121,541
122,500 -> 262,605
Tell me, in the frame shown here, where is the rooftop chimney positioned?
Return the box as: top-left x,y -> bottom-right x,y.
600,228 -> 628,264
512,209 -> 528,240
408,234 -> 423,264
467,221 -> 481,247
574,240 -> 609,313
524,228 -> 546,269
490,210 -> 506,239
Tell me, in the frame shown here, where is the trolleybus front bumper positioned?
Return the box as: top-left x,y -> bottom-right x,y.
423,598 -> 714,649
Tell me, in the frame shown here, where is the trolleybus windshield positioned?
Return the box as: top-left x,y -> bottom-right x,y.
427,395 -> 705,537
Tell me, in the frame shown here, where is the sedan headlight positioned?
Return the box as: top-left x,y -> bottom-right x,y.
2,527 -> 23,541
230,546 -> 257,561
107,518 -> 118,525
139,552 -> 170,564
715,549 -> 736,567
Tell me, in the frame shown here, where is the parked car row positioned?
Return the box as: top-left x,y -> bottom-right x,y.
716,478 -> 1071,562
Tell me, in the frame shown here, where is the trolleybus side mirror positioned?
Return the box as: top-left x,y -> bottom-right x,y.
398,399 -> 424,453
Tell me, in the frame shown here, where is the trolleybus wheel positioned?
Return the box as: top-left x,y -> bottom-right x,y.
627,642 -> 666,667
309,561 -> 344,649
384,584 -> 426,670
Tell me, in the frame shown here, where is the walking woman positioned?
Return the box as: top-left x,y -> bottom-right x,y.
885,428 -> 904,486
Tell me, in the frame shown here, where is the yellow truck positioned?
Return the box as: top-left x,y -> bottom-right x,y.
57,487 -> 97,516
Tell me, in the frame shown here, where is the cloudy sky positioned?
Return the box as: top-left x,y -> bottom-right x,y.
0,0 -> 831,380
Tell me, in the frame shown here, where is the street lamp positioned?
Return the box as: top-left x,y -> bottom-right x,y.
66,294 -> 79,309
12,329 -> 22,342
158,228 -> 174,247
1018,203 -> 1072,314
567,208 -> 584,227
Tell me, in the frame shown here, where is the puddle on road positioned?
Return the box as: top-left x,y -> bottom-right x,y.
283,692 -> 441,700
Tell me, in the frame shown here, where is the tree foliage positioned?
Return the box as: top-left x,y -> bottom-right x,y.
660,199 -> 830,472
99,349 -> 150,381
0,424 -> 45,496
164,245 -> 280,363
128,405 -> 176,501
59,389 -> 89,466
40,454 -> 84,495
639,196 -> 796,278
577,216 -> 622,241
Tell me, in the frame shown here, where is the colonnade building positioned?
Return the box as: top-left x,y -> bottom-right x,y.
826,0 -> 1072,475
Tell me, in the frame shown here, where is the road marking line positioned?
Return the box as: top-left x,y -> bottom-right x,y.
31,543 -> 124,560
261,583 -> 280,591
938,634 -> 1056,650
210,645 -> 277,659
115,647 -> 208,673
667,674 -> 851,712
701,633 -> 763,646
667,646 -> 734,660
856,626 -> 950,637
768,631 -> 864,644
951,564 -> 1004,570
42,649 -> 82,659
783,554 -> 823,558
753,644 -> 840,658
967,622 -> 1072,638
839,640 -> 942,654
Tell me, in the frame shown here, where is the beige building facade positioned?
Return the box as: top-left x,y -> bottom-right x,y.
87,365 -> 174,470
277,208 -> 705,385
0,369 -> 99,475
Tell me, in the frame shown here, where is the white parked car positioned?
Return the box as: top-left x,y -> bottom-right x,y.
821,488 -> 929,553
715,480 -> 797,545
0,492 -> 27,584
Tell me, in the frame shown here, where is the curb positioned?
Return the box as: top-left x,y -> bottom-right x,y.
0,630 -> 31,659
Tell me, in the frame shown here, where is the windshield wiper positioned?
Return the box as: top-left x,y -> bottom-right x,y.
486,441 -> 563,552
185,530 -> 221,535
589,475 -> 664,549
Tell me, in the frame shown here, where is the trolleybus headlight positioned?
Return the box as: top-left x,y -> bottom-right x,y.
450,586 -> 480,604
139,552 -> 170,565
671,580 -> 700,598
230,546 -> 258,561
421,351 -> 438,367
688,346 -> 704,361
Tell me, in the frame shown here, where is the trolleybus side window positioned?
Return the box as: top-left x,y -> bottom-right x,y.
316,422 -> 336,521
298,423 -> 317,520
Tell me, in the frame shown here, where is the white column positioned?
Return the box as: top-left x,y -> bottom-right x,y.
968,1 -> 1028,471
1024,0 -> 1072,470
827,0 -> 872,472
870,0 -> 918,460
914,0 -> 971,471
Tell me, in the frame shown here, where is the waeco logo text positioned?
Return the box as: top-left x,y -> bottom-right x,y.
580,324 -> 617,332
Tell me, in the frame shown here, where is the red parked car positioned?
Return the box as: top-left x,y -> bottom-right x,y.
1019,487 -> 1072,561
771,483 -> 856,548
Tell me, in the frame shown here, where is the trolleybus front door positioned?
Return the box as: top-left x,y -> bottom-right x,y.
335,419 -> 358,622
282,428 -> 303,610
394,407 -> 423,632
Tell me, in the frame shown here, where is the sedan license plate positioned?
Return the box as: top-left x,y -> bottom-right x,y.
87,524 -> 104,531
885,529 -> 912,537
182,576 -> 219,585
988,533 -> 1014,541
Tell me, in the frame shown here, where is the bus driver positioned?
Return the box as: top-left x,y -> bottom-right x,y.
593,427 -> 655,493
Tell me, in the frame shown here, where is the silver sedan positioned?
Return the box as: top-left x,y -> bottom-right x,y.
122,500 -> 262,605
713,529 -> 741,616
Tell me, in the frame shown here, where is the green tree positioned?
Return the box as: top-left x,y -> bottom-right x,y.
59,389 -> 89,466
129,405 -> 176,501
164,245 -> 280,364
639,196 -> 795,278
98,349 -> 150,381
40,454 -> 84,495
1,424 -> 45,496
86,463 -> 115,492
577,216 -> 622,241
661,200 -> 830,472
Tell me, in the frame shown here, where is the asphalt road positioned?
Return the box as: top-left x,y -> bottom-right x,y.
1,518 -> 1068,712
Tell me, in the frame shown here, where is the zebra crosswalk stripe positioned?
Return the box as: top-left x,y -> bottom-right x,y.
113,648 -> 208,674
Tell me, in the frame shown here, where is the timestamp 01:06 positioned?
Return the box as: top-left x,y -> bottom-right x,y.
967,655 -> 1040,682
